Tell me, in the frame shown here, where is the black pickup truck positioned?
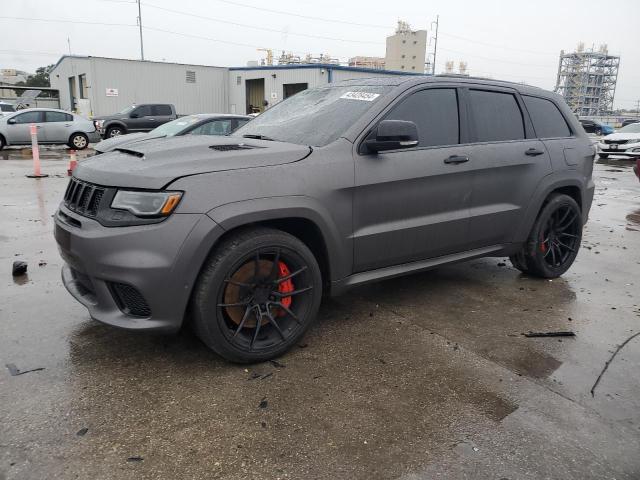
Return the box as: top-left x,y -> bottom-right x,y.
93,104 -> 178,138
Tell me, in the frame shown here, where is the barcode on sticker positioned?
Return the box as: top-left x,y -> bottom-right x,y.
340,91 -> 380,101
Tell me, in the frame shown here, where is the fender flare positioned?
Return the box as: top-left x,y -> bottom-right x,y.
103,121 -> 127,134
207,196 -> 351,282
513,173 -> 584,242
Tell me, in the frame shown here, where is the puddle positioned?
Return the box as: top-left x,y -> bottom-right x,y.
13,273 -> 30,285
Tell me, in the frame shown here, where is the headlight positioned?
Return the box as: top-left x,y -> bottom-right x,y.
111,190 -> 182,217
94,120 -> 104,128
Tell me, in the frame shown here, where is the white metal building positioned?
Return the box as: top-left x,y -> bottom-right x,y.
51,56 -> 422,117
51,56 -> 228,117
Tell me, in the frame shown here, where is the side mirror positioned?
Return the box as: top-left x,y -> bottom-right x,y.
364,120 -> 419,153
7,118 -> 16,124
130,112 -> 139,118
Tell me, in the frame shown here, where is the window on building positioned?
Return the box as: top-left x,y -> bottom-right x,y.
13,111 -> 42,124
186,70 -> 196,83
383,88 -> 459,147
152,105 -> 173,116
78,74 -> 88,99
468,90 -> 525,142
45,111 -> 73,122
523,95 -> 571,138
236,76 -> 241,85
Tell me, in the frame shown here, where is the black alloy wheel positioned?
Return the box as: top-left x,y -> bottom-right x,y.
192,228 -> 322,363
510,194 -> 582,278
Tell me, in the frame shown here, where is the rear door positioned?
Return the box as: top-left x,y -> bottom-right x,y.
42,111 -> 74,143
4,110 -> 44,144
353,86 -> 474,272
462,87 -> 553,248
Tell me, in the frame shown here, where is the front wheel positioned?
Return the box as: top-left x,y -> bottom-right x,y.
595,128 -> 602,135
510,194 -> 582,278
106,126 -> 125,138
191,227 -> 322,363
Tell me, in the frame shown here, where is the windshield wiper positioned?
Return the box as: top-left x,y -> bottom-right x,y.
242,134 -> 276,141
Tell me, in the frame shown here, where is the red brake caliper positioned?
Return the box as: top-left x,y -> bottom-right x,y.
277,261 -> 294,316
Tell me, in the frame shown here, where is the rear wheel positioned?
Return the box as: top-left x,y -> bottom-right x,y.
191,227 -> 322,363
68,132 -> 88,150
510,194 -> 582,278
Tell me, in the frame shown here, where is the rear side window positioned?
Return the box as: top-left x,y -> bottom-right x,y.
45,111 -> 73,122
385,88 -> 459,147
468,90 -> 525,142
523,96 -> 571,138
153,105 -> 172,116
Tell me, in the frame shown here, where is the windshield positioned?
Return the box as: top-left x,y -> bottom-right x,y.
233,85 -> 392,146
149,115 -> 201,136
619,123 -> 640,133
118,105 -> 135,115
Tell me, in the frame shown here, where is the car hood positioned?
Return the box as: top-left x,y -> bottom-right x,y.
94,132 -> 154,152
602,132 -> 640,141
74,135 -> 312,189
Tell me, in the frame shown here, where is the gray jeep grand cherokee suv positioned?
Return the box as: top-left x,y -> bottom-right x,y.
54,76 -> 595,363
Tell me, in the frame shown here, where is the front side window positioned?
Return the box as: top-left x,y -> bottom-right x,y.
132,105 -> 152,117
233,85 -> 392,147
12,111 -> 42,124
523,96 -> 571,138
45,111 -> 73,123
468,90 -> 525,142
383,88 -> 459,148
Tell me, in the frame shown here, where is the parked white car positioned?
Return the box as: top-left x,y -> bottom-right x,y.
0,108 -> 99,150
597,122 -> 640,159
0,101 -> 15,117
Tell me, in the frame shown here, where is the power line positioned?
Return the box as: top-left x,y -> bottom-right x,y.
141,2 -> 383,45
0,16 -> 136,27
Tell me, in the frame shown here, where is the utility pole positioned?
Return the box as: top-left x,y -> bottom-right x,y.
137,0 -> 145,60
67,37 -> 71,55
636,99 -> 640,114
430,15 -> 439,75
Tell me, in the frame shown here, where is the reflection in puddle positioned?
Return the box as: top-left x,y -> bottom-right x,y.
13,273 -> 29,285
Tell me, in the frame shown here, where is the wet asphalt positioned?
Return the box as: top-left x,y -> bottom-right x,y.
1,145 -> 639,480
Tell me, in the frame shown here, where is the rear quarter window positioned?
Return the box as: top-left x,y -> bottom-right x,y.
468,89 -> 525,142
523,95 -> 571,138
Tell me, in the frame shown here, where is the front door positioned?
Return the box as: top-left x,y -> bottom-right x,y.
462,88 -> 553,248
127,105 -> 153,131
246,79 -> 265,114
353,87 -> 474,272
5,110 -> 44,144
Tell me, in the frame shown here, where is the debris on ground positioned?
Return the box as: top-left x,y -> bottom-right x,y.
126,456 -> 143,462
12,261 -> 27,276
248,371 -> 272,381
591,331 -> 640,397
38,260 -> 47,267
76,428 -> 88,436
5,363 -> 45,376
269,360 -> 286,369
523,331 -> 576,338
259,397 -> 268,409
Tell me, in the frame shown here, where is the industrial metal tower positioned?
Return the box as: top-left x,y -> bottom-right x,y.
555,43 -> 620,116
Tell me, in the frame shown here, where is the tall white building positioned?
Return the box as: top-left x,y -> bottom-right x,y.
385,21 -> 427,73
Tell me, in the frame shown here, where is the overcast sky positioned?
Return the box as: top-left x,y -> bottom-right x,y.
3,0 -> 639,109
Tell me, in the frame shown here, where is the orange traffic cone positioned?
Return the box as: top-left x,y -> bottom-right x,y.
67,150 -> 78,176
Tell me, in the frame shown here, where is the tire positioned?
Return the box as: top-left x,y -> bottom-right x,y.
191,227 -> 323,363
595,128 -> 602,135
68,132 -> 89,150
598,153 -> 609,159
0,135 -> 5,151
106,126 -> 125,138
509,194 -> 582,279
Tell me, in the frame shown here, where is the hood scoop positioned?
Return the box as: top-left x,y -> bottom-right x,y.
115,147 -> 145,158
209,144 -> 262,152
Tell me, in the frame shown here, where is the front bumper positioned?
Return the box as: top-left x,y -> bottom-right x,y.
597,142 -> 640,157
87,131 -> 101,143
54,204 -> 224,333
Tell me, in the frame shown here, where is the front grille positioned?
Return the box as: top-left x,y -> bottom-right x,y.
64,178 -> 105,218
604,139 -> 628,144
209,144 -> 254,151
109,282 -> 151,317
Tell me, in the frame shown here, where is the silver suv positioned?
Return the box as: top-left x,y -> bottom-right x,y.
54,76 -> 595,363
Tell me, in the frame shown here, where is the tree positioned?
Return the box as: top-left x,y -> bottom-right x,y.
16,64 -> 55,88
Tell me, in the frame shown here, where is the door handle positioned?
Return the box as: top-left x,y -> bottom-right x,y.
525,147 -> 545,156
148,118 -> 156,121
64,123 -> 72,127
444,155 -> 469,164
